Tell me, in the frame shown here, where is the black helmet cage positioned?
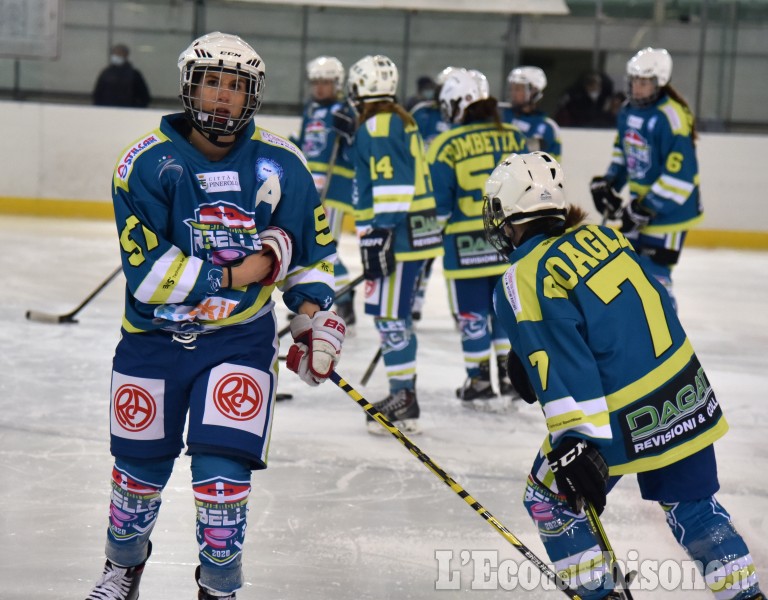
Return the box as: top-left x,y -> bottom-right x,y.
482,194 -> 515,256
180,61 -> 265,137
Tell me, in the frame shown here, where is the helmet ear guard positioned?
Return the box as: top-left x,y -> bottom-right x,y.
178,31 -> 266,139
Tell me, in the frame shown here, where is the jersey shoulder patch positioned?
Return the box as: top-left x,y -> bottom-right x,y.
113,129 -> 169,192
256,128 -> 308,167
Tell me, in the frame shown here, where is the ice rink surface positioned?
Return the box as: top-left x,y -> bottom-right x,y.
1,215 -> 766,599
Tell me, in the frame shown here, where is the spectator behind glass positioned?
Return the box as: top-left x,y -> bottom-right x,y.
554,70 -> 614,128
93,44 -> 151,108
404,75 -> 436,111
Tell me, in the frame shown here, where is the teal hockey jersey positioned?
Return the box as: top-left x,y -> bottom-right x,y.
499,105 -> 562,161
427,121 -> 528,279
410,100 -> 451,150
294,99 -> 355,214
112,113 -> 336,333
493,223 -> 728,475
350,111 -> 443,262
605,93 -> 702,233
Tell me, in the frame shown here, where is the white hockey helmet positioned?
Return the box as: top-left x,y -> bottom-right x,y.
178,32 -> 265,137
439,68 -> 487,124
627,47 -> 672,86
435,66 -> 460,86
307,55 -> 345,91
468,69 -> 490,100
483,152 -> 566,253
507,66 -> 547,105
347,55 -> 398,105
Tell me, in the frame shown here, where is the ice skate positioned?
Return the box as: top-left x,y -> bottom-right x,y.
456,360 -> 496,408
85,542 -> 151,600
195,566 -> 237,600
367,388 -> 420,435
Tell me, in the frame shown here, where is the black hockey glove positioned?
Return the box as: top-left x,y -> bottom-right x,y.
332,108 -> 357,146
590,176 -> 623,220
547,437 -> 609,515
360,228 -> 395,280
506,351 -> 537,404
620,199 -> 653,234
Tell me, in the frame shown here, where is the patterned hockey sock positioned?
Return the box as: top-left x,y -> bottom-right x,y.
192,454 -> 252,595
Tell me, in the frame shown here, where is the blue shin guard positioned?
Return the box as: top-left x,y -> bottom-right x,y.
661,497 -> 761,599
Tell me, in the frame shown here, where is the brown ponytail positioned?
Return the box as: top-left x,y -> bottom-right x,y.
358,101 -> 416,128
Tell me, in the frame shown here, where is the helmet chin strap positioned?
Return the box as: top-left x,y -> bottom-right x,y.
188,117 -> 239,148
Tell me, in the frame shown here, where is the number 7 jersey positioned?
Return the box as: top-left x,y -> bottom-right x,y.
493,224 -> 727,475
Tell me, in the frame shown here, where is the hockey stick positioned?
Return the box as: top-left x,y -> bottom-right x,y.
329,370 -> 582,599
276,273 -> 365,339
25,265 -> 123,324
360,347 -> 382,386
584,502 -> 636,599
319,136 -> 341,205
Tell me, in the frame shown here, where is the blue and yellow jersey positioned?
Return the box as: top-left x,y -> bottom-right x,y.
112,113 -> 336,333
494,224 -> 727,475
410,100 -> 451,151
499,104 -> 562,161
606,93 -> 702,233
350,110 -> 443,262
427,121 -> 527,279
294,99 -> 355,214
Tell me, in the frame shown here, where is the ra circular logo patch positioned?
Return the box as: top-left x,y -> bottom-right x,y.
213,373 -> 263,421
114,384 -> 157,431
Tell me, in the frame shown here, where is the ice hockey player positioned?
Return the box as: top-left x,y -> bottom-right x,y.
84,32 -> 345,600
346,54 -> 443,434
485,151 -> 762,600
500,66 -> 562,160
590,47 -> 701,307
294,55 -> 358,324
427,68 -> 528,403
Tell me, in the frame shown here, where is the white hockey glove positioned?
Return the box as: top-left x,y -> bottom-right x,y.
259,226 -> 293,285
286,311 -> 346,386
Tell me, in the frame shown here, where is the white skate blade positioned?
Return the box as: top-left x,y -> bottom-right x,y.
367,418 -> 421,436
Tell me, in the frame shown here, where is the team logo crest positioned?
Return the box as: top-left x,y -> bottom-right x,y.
623,129 -> 651,179
184,202 -> 262,265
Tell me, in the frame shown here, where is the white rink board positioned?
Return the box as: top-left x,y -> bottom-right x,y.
2,100 -> 768,233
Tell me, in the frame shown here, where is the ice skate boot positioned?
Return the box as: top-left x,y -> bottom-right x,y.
456,360 -> 496,403
195,566 -> 237,600
85,542 -> 151,600
367,388 -> 420,435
